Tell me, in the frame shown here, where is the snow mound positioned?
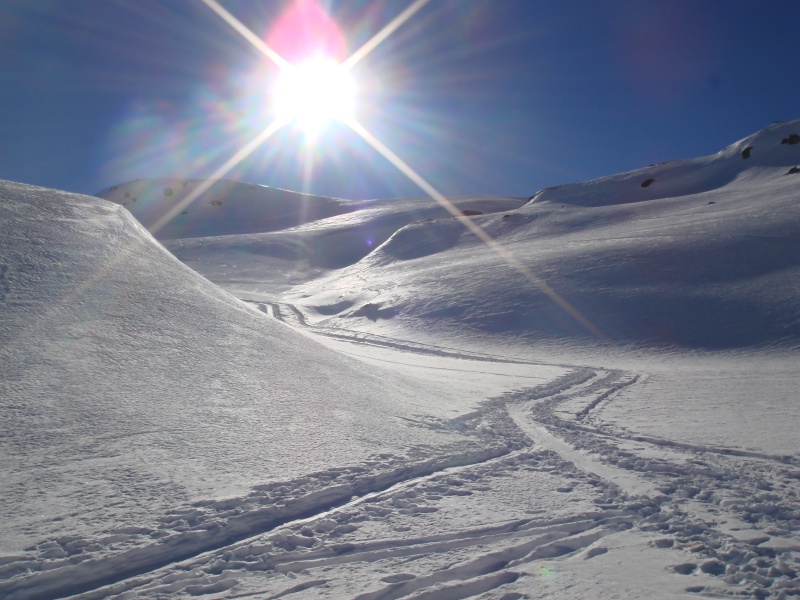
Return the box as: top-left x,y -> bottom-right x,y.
529,120 -> 800,207
164,196 -> 526,294
96,178 -> 352,239
0,180 -> 474,553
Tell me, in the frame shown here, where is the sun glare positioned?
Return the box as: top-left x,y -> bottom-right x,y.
196,0 -> 602,337
274,56 -> 355,136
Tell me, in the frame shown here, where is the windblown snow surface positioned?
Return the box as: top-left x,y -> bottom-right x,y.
2,121 -> 800,599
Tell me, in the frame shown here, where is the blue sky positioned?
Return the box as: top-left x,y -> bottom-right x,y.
1,0 -> 799,200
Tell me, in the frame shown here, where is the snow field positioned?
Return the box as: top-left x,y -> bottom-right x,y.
162,194 -> 527,297
0,181 -> 557,599
287,122 -> 800,350
3,121 -> 800,599
71,304 -> 797,600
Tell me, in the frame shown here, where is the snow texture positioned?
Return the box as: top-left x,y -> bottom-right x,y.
2,121 -> 800,599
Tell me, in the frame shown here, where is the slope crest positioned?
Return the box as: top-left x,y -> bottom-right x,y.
96,178 -> 352,239
528,120 -> 800,207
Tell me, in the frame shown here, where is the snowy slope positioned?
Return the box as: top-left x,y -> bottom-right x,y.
164,195 -> 526,295
0,181 -> 542,599
3,122 -> 800,600
290,120 -> 800,350
528,121 -> 800,208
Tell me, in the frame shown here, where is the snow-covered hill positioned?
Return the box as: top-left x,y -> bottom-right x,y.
3,121 -> 800,599
165,195 -> 526,294
1,180 -> 540,599
96,179 -> 354,239
528,120 -> 800,207
151,122 -> 800,350
285,120 -> 800,350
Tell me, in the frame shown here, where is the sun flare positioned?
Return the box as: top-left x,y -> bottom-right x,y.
274,56 -> 355,135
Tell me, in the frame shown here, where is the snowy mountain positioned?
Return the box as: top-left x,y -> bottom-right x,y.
96,179 -> 354,239
169,121 -> 800,350
528,120 -> 800,207
301,120 -> 800,350
2,122 -> 800,599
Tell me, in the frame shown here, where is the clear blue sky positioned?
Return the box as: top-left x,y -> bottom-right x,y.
2,0 -> 799,200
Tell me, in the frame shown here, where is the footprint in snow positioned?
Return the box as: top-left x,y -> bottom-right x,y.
380,573 -> 416,584
673,563 -> 697,575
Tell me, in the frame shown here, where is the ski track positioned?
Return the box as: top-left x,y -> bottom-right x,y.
69,450 -> 644,600
0,447 -> 513,600
4,301 -> 799,599
252,301 -> 558,367
261,303 -> 800,599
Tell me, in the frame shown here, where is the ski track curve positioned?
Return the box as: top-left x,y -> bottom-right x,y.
253,302 -> 800,599
5,301 -> 799,599
252,301 -> 562,367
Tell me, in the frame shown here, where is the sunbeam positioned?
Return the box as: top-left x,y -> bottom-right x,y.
341,0 -> 431,70
198,0 -> 289,69
150,117 -> 287,235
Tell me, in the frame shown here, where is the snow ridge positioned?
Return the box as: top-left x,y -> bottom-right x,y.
96,178 -> 353,239
528,120 -> 800,207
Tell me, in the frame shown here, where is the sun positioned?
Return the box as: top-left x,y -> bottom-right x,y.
274,55 -> 355,136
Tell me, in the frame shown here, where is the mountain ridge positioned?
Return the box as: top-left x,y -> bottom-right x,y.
528,120 -> 800,207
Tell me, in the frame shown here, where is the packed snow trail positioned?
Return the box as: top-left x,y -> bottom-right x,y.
213,301 -> 800,599
0,446 -> 513,600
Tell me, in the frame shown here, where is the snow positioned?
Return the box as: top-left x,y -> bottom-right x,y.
0,181 -> 524,583
95,179 -> 354,240
290,136 -> 800,348
2,121 -> 800,599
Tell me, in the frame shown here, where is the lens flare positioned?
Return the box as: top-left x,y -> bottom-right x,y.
187,0 -> 606,339
266,0 -> 347,63
538,564 -> 556,580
